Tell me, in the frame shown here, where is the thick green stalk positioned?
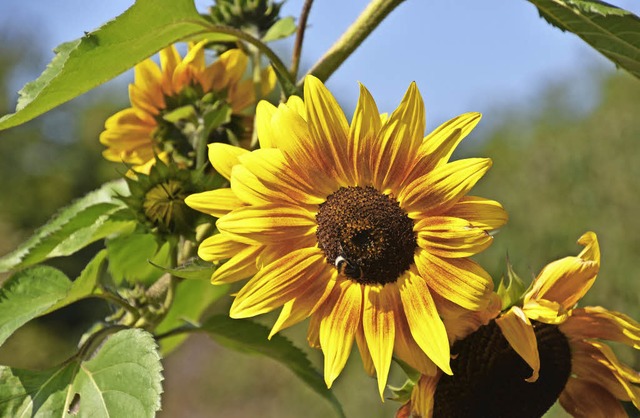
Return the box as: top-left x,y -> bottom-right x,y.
301,0 -> 406,85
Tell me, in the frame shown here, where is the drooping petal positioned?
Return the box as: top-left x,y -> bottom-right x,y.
216,203 -> 316,245
208,143 -> 249,180
184,188 -> 243,218
414,249 -> 493,311
526,232 -> 600,309
445,196 -> 508,231
398,158 -> 492,218
410,374 -> 440,418
363,284 -> 397,398
559,378 -> 627,418
415,216 -> 493,258
495,306 -> 540,382
230,247 -> 326,318
398,268 -> 452,375
319,279 -> 363,388
560,306 -> 640,349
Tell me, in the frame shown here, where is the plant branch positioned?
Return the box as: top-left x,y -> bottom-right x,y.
301,0 -> 406,85
290,0 -> 315,79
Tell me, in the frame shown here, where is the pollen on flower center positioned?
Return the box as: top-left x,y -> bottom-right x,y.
315,186 -> 416,285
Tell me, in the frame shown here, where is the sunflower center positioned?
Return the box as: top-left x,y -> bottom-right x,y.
315,186 -> 416,285
433,320 -> 572,418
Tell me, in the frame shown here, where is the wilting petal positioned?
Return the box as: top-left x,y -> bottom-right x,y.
495,306 -> 540,382
399,158 -> 492,218
414,249 -> 493,311
230,247 -> 325,318
184,188 -> 243,218
522,298 -> 569,324
526,232 -> 600,309
319,279 -> 363,388
559,378 -> 627,418
398,268 -> 452,375
410,374 -> 440,418
415,216 -> 493,258
560,306 -> 640,349
363,284 -> 397,398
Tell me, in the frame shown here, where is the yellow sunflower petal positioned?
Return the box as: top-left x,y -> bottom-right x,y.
415,216 -> 493,258
445,196 -> 508,230
159,45 -> 181,95
133,58 -> 165,110
495,306 -> 540,382
172,40 -> 207,92
208,142 -> 249,180
522,298 -> 569,324
229,78 -> 254,112
399,158 -> 492,218
208,244 -> 262,284
269,267 -> 336,338
394,308 -> 438,376
363,284 -> 397,399
285,95 -> 306,119
129,83 -> 161,116
560,306 -> 640,349
398,268 -> 452,375
560,378 -> 627,418
526,232 -> 600,309
197,233 -> 246,262
349,83 -> 381,184
414,249 -> 493,311
319,279 -> 363,388
230,247 -> 326,318
411,373 -> 440,418
256,100 -> 278,148
421,112 -> 482,168
184,188 -> 243,218
355,325 -> 376,377
303,75 -> 352,184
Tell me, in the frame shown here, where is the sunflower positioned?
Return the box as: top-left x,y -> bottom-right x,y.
185,75 -> 507,396
99,41 -> 275,172
399,232 -> 640,418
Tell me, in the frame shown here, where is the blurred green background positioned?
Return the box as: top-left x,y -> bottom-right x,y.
0,25 -> 639,418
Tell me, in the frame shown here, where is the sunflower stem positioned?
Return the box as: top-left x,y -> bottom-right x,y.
300,0 -> 405,85
290,0 -> 315,79
194,115 -> 208,169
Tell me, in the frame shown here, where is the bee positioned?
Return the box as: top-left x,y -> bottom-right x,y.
334,245 -> 364,279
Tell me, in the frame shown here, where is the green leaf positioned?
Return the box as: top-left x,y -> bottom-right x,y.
0,180 -> 133,273
528,0 -> 640,79
201,315 -> 345,418
261,17 -> 297,43
155,280 -> 229,355
106,232 -> 169,285
0,0 -> 233,131
0,266 -> 71,347
45,250 -> 108,314
0,329 -> 163,417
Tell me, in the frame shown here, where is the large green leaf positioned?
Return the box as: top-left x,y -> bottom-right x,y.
529,0 -> 640,79
0,329 -> 163,417
0,266 -> 71,347
201,315 -> 345,418
155,280 -> 229,355
0,0 -> 232,131
106,232 -> 171,285
0,180 -> 133,273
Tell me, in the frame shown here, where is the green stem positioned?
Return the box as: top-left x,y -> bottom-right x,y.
92,292 -> 139,318
195,115 -> 208,169
290,0 -> 315,79
155,323 -> 199,340
187,22 -> 298,97
300,0 -> 406,85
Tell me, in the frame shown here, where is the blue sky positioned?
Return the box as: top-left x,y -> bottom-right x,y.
1,0 -> 639,132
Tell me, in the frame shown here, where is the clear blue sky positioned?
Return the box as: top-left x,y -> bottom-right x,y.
1,0 -> 638,132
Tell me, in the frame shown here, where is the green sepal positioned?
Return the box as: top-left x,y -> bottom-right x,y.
151,257 -> 217,281
497,258 -> 527,310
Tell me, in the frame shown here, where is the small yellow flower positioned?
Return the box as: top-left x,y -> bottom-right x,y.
100,41 -> 275,172
186,76 -> 507,396
401,232 -> 640,418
